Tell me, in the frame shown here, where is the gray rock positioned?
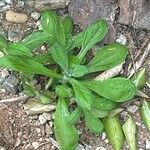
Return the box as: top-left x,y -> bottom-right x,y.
26,0 -> 70,11
1,75 -> 19,93
16,1 -> 25,7
68,0 -> 116,29
118,0 -> 150,30
0,69 -> 9,84
42,113 -> 51,121
0,1 -> 6,7
116,34 -> 127,45
0,5 -> 10,12
31,12 -> 41,20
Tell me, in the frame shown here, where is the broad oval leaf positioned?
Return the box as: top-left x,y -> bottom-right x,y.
92,96 -> 118,110
140,100 -> 150,131
83,78 -> 136,102
0,55 -> 61,78
0,33 -> 7,53
6,42 -> 32,56
103,116 -> 125,150
74,20 -> 108,61
71,65 -> 88,77
87,43 -> 128,73
84,109 -> 104,134
70,78 -> 92,109
22,31 -> 51,50
54,97 -> 79,150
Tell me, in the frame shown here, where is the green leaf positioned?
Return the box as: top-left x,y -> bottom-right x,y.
56,85 -> 73,98
22,31 -> 51,50
140,100 -> 150,131
51,43 -> 68,71
103,116 -> 125,150
0,33 -> 7,53
83,78 -> 136,102
122,116 -> 137,150
87,43 -> 128,73
70,78 -> 92,109
71,65 -> 88,77
33,53 -> 54,64
131,68 -> 146,90
91,107 -> 108,118
0,55 -> 61,78
84,109 -> 104,134
41,10 -> 66,47
92,96 -> 118,110
75,20 -> 108,61
68,55 -> 81,68
69,107 -> 81,125
62,16 -> 73,35
54,97 -> 79,150
6,42 -> 32,56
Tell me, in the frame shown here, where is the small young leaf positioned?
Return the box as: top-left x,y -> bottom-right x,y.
70,78 -> 92,109
0,33 -> 7,53
68,55 -> 81,68
92,96 -> 118,110
39,94 -> 51,104
56,85 -> 73,98
0,55 -> 61,78
122,116 -> 137,150
84,109 -> 104,134
41,10 -> 66,47
131,68 -> 146,90
76,20 -> 108,61
62,16 -> 73,35
91,107 -> 108,118
83,78 -> 136,102
54,97 -> 79,150
69,107 -> 81,125
33,53 -> 54,64
71,65 -> 88,77
6,42 -> 32,56
22,31 -> 51,50
141,100 -> 150,131
87,43 -> 128,73
51,43 -> 68,71
103,115 -> 125,150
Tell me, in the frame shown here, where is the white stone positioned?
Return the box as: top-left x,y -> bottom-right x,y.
127,105 -> 139,113
116,34 -> 127,45
0,146 -> 6,150
39,114 -> 47,124
31,12 -> 41,20
146,140 -> 150,149
32,142 -> 40,150
101,132 -> 106,140
96,147 -> 106,150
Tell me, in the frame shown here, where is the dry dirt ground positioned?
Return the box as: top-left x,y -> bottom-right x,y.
0,0 -> 150,150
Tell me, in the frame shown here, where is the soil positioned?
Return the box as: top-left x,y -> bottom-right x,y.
0,0 -> 150,150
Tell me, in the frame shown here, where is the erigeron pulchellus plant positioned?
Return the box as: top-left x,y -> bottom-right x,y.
1,10 -> 148,150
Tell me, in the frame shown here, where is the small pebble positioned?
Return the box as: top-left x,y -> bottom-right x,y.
15,138 -> 21,147
96,147 -> 106,150
43,113 -> 52,121
16,1 -> 25,7
0,1 -> 6,7
45,123 -> 53,135
101,132 -> 106,140
0,146 -> 6,150
146,140 -> 150,149
31,12 -> 41,20
6,10 -> 28,23
39,114 -> 47,125
116,34 -> 127,45
32,142 -> 40,150
127,105 -> 139,114
5,0 -> 12,4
